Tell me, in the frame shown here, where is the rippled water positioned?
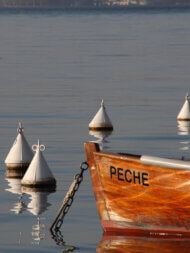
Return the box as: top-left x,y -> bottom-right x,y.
0,8 -> 190,253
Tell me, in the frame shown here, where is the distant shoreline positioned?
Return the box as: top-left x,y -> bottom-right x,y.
0,4 -> 190,10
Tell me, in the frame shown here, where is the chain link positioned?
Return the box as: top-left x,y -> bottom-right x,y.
50,162 -> 88,232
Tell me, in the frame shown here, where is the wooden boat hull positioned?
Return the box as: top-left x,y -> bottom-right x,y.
84,142 -> 190,236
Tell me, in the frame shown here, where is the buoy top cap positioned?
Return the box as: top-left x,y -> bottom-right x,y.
32,140 -> 46,152
17,122 -> 24,134
186,93 -> 189,101
101,99 -> 105,108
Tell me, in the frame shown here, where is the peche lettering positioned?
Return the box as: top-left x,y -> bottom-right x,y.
125,169 -> 132,183
110,166 -> 149,186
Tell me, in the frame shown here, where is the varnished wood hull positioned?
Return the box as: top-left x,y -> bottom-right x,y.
84,142 -> 190,236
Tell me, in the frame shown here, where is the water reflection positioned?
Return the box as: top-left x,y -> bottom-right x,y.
177,121 -> 190,151
89,130 -> 113,150
5,178 -> 63,246
6,178 -> 22,195
31,216 -> 46,244
51,229 -> 66,246
97,232 -> 190,253
5,178 -> 27,214
178,121 -> 190,136
22,188 -> 52,216
50,229 -> 77,252
22,187 -> 55,244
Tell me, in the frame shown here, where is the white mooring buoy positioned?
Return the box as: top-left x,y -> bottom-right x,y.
5,122 -> 33,178
177,94 -> 190,121
89,100 -> 113,131
21,140 -> 56,188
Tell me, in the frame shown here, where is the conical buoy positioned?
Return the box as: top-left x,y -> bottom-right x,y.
5,122 -> 33,178
89,100 -> 113,131
21,140 -> 56,189
177,94 -> 190,121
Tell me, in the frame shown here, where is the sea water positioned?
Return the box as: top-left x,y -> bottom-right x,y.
0,7 -> 190,253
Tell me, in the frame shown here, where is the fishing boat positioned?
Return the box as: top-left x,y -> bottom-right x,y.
84,142 -> 190,236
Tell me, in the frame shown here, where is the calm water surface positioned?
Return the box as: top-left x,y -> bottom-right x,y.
0,8 -> 190,253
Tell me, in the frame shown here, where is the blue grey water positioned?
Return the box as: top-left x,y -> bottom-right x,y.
0,7 -> 190,253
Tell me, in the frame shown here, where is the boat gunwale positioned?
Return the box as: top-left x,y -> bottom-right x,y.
92,149 -> 190,171
93,150 -> 141,163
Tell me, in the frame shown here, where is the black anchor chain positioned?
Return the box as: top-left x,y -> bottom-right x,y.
50,162 -> 89,232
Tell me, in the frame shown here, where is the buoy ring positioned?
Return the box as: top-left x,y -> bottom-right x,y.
32,144 -> 46,152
